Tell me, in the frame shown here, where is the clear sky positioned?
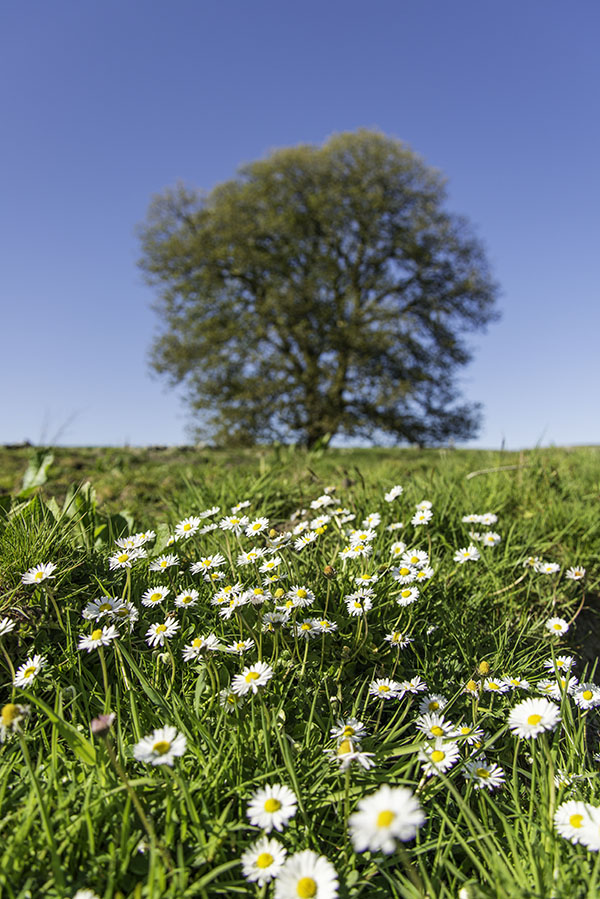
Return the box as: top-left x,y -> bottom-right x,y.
1,1 -> 598,449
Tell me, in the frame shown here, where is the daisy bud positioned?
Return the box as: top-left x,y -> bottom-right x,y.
91,713 -> 116,737
274,588 -> 286,599
269,528 -> 278,538
478,661 -> 490,675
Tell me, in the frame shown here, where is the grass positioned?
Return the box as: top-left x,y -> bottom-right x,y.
0,444 -> 598,898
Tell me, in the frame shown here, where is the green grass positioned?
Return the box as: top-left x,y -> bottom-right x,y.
0,445 -> 598,898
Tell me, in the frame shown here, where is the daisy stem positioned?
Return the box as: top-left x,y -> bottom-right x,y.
124,568 -> 132,604
103,736 -> 173,872
299,637 -> 310,678
343,765 -> 351,838
18,734 -> 64,889
98,647 -> 111,713
396,841 -> 424,895
0,642 -> 15,686
165,641 -> 176,700
46,587 -> 65,633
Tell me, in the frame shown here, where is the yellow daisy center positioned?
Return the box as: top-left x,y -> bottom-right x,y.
160,561 -> 167,567
118,554 -> 129,563
476,767 -> 490,779
1,704 -> 19,726
183,523 -> 191,531
377,809 -> 395,828
399,567 -> 410,576
24,666 -> 36,678
583,690 -> 593,701
401,590 -> 412,598
431,750 -> 445,763
152,740 -> 171,755
192,638 -> 202,648
342,726 -> 355,737
150,593 -> 162,602
569,814 -> 583,828
430,725 -> 445,737
263,798 -> 281,812
337,738 -> 353,755
428,701 -> 439,711
245,671 -> 259,682
460,726 -> 471,735
91,629 -> 103,641
156,624 -> 167,634
297,589 -> 307,599
99,603 -> 112,612
256,852 -> 273,868
378,685 -> 390,693
527,714 -> 543,726
297,877 -> 317,898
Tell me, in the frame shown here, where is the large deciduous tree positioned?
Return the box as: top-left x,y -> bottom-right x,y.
138,129 -> 499,448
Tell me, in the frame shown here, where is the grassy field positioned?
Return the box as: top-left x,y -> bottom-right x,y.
0,444 -> 598,898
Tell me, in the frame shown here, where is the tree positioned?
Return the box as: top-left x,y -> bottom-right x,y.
138,129 -> 499,448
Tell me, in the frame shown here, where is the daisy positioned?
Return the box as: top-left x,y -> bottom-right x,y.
21,562 -> 57,585
503,675 -> 530,691
330,718 -> 367,742
313,619 -> 338,635
0,617 -> 16,637
573,683 -> 600,710
349,784 -> 425,854
78,625 -> 119,652
190,554 -> 227,575
418,693 -> 447,714
415,712 -> 455,740
386,521 -> 404,532
416,500 -> 433,511
454,545 -> 480,564
262,611 -> 289,632
369,678 -> 403,700
390,540 -> 407,557
401,675 -> 428,694
286,585 -> 315,607
508,697 -> 561,739
240,836 -> 287,887
464,758 -> 505,790
454,723 -> 484,746
384,485 -> 403,502
294,532 -> 318,551
483,677 -> 510,694
391,565 -> 417,585
400,550 -> 429,568
346,596 -> 373,616
245,517 -> 269,538
384,631 -> 413,649
418,739 -> 461,777
554,800 -> 597,845
481,532 -> 501,547
145,618 -> 180,648
200,505 -> 220,519
260,556 -> 282,573
218,688 -> 243,712
72,891 -> 101,899
396,586 -> 420,606
226,638 -> 255,654
174,516 -> 202,539
310,494 -> 333,510
479,512 -> 498,525
354,573 -> 379,585
141,586 -> 170,607
327,739 -> 376,771
414,566 -> 434,581
566,566 -> 586,581
545,617 -> 569,636
219,515 -> 249,534
14,654 -> 46,688
182,634 -> 221,661
246,784 -> 297,833
149,554 -> 179,572
411,509 -> 433,526
274,850 -> 338,899
175,589 -> 200,608
82,596 -> 123,620
580,808 -> 600,852
362,512 -> 381,528
112,601 -> 139,629
133,725 -> 187,767
231,662 -> 274,696
539,562 -> 560,575
0,703 -> 30,742
292,619 -> 319,639
543,655 -> 575,673
108,548 -> 146,569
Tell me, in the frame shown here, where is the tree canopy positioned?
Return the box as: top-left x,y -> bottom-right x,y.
138,129 -> 499,448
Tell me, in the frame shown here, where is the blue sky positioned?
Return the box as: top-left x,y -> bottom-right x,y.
1,1 -> 598,449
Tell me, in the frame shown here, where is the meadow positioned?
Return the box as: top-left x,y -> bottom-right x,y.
0,444 -> 598,899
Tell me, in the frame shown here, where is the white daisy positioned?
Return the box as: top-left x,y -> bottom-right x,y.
330,718 -> 368,742
78,625 -> 119,652
108,548 -> 146,569
174,516 -> 202,539
182,634 -> 220,661
0,617 -> 16,637
566,566 -> 586,581
369,678 -> 403,700
231,662 -> 273,696
0,702 -> 30,742
573,683 -> 600,710
507,697 -> 561,739
418,739 -> 461,777
133,725 -> 187,766
149,554 -> 179,572
396,586 -> 420,606
391,565 -> 417,585
175,589 -> 200,608
349,784 -> 425,854
145,618 -> 180,648
454,545 -> 480,564
14,654 -> 46,688
274,850 -> 338,899
554,800 -> 597,845
411,509 -> 433,526
464,758 -> 505,790
240,835 -> 287,887
141,586 -> 170,607
246,783 -> 297,833
418,693 -> 448,714
384,631 -> 413,649
545,617 -> 569,636
384,485 -> 403,502
21,562 -> 57,585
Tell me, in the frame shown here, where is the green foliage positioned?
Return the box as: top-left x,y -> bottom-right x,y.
0,447 -> 598,897
139,130 -> 499,447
